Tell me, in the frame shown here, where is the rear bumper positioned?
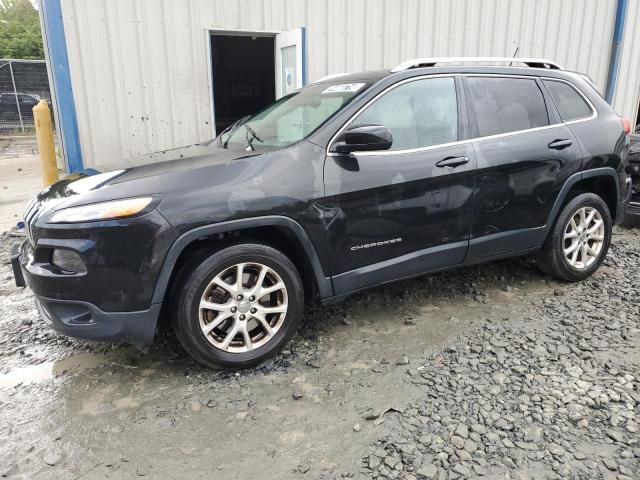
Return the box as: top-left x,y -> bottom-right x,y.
35,296 -> 161,347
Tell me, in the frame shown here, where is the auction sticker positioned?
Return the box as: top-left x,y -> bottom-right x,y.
322,83 -> 366,94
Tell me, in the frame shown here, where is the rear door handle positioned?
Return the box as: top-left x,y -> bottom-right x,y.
436,156 -> 469,168
548,139 -> 573,150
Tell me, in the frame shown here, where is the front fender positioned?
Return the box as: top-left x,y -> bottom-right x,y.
150,215 -> 333,304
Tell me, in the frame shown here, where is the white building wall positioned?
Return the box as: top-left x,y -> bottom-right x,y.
60,0 -> 630,170
613,0 -> 640,127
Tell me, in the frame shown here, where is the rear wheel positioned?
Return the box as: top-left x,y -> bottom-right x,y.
537,193 -> 612,282
172,243 -> 304,369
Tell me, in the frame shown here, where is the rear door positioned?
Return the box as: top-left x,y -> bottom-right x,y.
323,76 -> 476,294
463,75 -> 582,261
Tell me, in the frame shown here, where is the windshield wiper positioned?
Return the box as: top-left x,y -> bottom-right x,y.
218,115 -> 251,149
244,124 -> 263,151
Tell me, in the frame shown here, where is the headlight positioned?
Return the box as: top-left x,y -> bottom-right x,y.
48,197 -> 153,223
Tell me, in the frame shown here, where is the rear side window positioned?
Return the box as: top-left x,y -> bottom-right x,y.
352,77 -> 458,151
543,80 -> 593,121
467,77 -> 549,137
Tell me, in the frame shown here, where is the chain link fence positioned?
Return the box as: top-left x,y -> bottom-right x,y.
0,59 -> 53,135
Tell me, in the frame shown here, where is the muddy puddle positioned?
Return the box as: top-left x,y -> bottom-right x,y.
0,352 -> 114,388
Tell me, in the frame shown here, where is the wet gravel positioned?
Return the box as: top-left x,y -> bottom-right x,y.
361,232 -> 640,480
1,228 -> 639,479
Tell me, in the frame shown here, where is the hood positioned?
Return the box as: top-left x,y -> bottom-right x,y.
110,139 -> 261,185
28,140 -> 263,215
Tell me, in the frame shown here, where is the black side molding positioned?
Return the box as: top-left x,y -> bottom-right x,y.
545,167 -> 621,228
151,215 -> 333,304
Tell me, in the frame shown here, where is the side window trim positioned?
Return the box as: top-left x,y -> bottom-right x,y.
462,74 -> 598,143
328,74 -> 459,155
540,78 -> 595,123
327,74 -> 598,157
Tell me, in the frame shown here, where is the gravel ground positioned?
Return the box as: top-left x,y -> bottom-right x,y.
0,228 -> 639,479
361,231 -> 640,480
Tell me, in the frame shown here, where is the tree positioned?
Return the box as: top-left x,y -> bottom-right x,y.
0,0 -> 44,59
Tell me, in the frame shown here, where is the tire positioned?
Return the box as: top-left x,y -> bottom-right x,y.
172,243 -> 304,369
537,193 -> 612,282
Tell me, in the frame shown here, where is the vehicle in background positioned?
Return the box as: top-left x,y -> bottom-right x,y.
0,93 -> 40,121
624,130 -> 640,226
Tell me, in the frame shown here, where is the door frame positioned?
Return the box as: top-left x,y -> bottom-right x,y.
205,27 -> 307,137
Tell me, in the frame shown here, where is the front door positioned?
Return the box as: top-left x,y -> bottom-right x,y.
463,75 -> 583,261
322,76 -> 476,294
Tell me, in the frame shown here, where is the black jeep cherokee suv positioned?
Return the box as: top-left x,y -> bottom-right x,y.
13,58 -> 631,369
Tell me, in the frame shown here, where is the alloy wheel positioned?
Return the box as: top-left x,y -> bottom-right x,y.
563,206 -> 605,270
198,262 -> 288,353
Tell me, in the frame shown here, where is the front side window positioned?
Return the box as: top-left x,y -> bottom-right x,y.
222,82 -> 369,149
350,77 -> 458,151
467,77 -> 550,137
543,80 -> 593,122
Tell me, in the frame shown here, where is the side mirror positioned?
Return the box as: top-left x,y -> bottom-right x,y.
333,125 -> 393,154
635,124 -> 640,134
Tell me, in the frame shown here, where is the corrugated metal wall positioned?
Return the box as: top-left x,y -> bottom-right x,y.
60,0 -> 634,170
613,0 -> 640,129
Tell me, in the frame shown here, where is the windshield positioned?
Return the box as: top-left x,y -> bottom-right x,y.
220,82 -> 369,149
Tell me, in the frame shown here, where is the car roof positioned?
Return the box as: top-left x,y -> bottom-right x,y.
313,61 -> 586,87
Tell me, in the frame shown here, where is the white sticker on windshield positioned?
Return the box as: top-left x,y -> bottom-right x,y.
322,83 -> 366,94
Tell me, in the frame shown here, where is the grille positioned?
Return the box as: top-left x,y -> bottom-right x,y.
23,199 -> 41,244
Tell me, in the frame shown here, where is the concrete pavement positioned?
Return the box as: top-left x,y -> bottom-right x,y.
0,137 -> 47,232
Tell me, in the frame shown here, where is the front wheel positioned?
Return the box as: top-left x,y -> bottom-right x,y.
172,243 -> 304,369
537,193 -> 612,282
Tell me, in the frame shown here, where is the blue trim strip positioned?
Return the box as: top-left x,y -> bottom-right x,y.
605,0 -> 628,104
40,0 -> 83,172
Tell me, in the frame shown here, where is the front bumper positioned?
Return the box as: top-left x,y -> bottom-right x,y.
12,244 -> 161,347
35,296 -> 161,347
19,209 -> 177,311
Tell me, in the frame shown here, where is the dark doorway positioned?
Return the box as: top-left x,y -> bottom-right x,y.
210,34 -> 276,133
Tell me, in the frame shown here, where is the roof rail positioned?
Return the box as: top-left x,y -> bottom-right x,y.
391,57 -> 564,73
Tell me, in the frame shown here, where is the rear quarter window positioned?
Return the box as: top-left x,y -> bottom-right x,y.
467,77 -> 550,137
543,80 -> 593,122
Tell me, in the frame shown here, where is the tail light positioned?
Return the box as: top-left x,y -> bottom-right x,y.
621,117 -> 631,134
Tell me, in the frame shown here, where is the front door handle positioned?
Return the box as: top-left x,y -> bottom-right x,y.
548,139 -> 573,150
436,156 -> 469,168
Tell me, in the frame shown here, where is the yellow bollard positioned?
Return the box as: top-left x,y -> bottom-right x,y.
33,100 -> 59,187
